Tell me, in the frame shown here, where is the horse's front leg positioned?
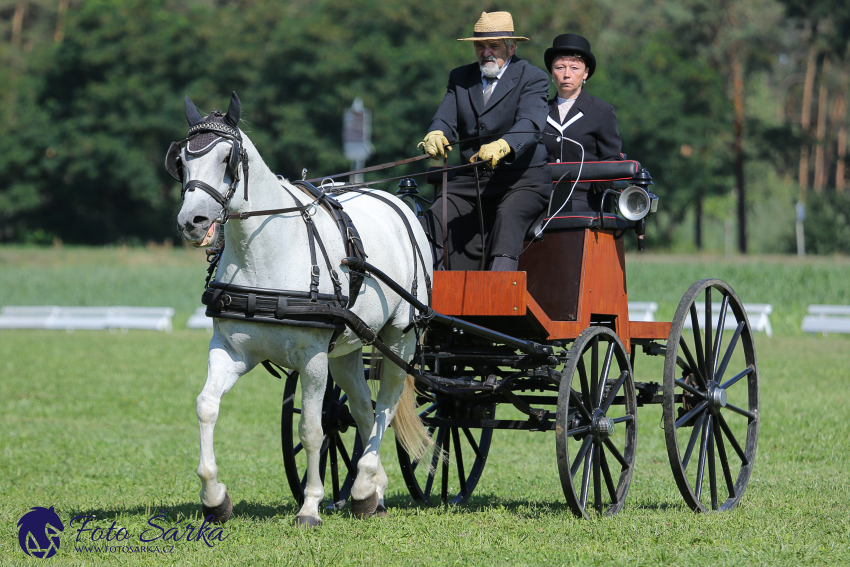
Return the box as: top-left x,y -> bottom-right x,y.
197,343 -> 251,524
294,350 -> 330,528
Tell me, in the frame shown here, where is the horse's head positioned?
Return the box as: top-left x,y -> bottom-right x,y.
170,92 -> 244,246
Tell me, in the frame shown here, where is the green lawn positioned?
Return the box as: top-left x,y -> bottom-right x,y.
1,246 -> 848,565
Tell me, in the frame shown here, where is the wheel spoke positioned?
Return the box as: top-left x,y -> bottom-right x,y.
570,436 -> 593,478
713,418 -> 736,498
689,304 -> 707,386
675,400 -> 708,429
721,365 -> 754,390
601,371 -> 629,413
611,415 -> 634,425
708,420 -> 717,510
335,436 -> 354,474
724,403 -> 756,421
568,425 -> 592,437
590,338 -> 600,408
602,437 -> 629,470
420,403 -> 439,418
441,425 -> 451,502
451,428 -> 467,496
293,442 -> 303,456
711,296 -> 729,379
292,407 -> 301,415
580,444 -> 593,510
678,340 -> 707,389
675,378 -> 708,399
570,389 -> 593,422
412,426 -> 437,472
462,428 -> 484,460
715,322 -> 745,382
717,413 -> 749,466
598,342 -> 615,407
599,448 -> 619,505
577,358 -> 591,408
704,288 -> 713,381
424,427 -> 446,500
695,415 -> 711,501
318,436 -> 330,484
593,442 -> 603,514
682,412 -> 707,472
330,436 -> 341,503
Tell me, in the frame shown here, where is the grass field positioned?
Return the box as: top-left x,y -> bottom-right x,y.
1,245 -> 849,565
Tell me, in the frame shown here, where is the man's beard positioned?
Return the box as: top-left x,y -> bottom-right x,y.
480,57 -> 500,79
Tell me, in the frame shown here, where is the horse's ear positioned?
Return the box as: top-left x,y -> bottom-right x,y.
224,91 -> 241,128
185,96 -> 203,126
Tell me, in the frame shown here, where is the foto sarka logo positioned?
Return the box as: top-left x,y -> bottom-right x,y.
17,506 -> 65,559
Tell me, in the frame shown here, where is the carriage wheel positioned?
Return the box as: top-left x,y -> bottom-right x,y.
556,326 -> 637,519
663,279 -> 760,512
396,394 -> 494,505
281,370 -> 364,509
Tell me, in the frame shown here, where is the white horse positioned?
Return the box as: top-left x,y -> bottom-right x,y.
173,92 -> 431,527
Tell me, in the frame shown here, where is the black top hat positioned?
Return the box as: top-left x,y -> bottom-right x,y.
544,33 -> 596,79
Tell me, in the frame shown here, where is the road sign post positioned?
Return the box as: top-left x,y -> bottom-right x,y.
343,98 -> 374,183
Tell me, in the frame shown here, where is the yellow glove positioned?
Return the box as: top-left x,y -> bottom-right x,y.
418,130 -> 452,159
475,139 -> 511,168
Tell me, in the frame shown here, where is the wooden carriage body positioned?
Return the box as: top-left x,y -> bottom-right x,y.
432,226 -> 670,352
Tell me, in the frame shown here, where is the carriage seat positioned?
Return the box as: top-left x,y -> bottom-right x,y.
525,212 -> 631,240
548,160 -> 641,183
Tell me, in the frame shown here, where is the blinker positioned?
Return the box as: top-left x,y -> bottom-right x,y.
165,141 -> 184,182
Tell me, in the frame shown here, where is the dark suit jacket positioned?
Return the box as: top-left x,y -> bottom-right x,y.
429,55 -> 549,175
543,88 -> 621,163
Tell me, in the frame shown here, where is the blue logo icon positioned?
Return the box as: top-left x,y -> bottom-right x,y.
18,506 -> 64,559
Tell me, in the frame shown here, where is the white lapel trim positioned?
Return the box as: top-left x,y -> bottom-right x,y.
547,112 -> 584,134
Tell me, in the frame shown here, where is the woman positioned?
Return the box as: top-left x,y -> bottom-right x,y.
543,34 -> 622,212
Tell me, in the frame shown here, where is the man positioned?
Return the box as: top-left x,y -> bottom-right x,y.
419,11 -> 550,272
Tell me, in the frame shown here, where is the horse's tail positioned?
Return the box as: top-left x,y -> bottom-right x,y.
392,374 -> 433,462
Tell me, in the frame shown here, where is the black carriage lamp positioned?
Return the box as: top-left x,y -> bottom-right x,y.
396,178 -> 422,215
396,178 -> 419,197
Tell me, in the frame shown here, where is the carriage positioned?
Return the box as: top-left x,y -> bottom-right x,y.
278,159 -> 760,519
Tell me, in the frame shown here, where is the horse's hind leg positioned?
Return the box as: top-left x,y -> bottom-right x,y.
328,349 -> 384,510
197,344 -> 249,524
350,328 -> 415,517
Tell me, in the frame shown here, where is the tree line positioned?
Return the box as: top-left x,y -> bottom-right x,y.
1,0 -> 848,253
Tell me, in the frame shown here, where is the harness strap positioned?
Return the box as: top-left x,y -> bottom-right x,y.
183,179 -> 230,207
344,188 -> 432,307
292,180 -> 368,308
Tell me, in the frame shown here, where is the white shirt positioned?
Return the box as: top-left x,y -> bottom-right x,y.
557,96 -> 577,123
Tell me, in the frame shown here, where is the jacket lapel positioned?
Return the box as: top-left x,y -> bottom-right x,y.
469,68 -> 484,115
560,88 -> 589,125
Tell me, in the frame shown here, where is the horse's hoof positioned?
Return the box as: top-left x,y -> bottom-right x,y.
201,491 -> 232,524
351,492 -> 379,518
376,504 -> 388,518
294,515 -> 322,528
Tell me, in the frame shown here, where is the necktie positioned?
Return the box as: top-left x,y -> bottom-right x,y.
483,82 -> 494,106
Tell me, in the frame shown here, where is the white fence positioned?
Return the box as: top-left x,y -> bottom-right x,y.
801,305 -> 850,336
187,306 -> 213,330
0,306 -> 174,332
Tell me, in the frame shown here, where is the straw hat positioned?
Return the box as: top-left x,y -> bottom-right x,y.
457,12 -> 529,42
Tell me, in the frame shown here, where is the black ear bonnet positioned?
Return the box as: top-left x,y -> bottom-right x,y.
166,92 -> 243,185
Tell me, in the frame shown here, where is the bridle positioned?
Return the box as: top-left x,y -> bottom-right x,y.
166,118 -> 249,224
